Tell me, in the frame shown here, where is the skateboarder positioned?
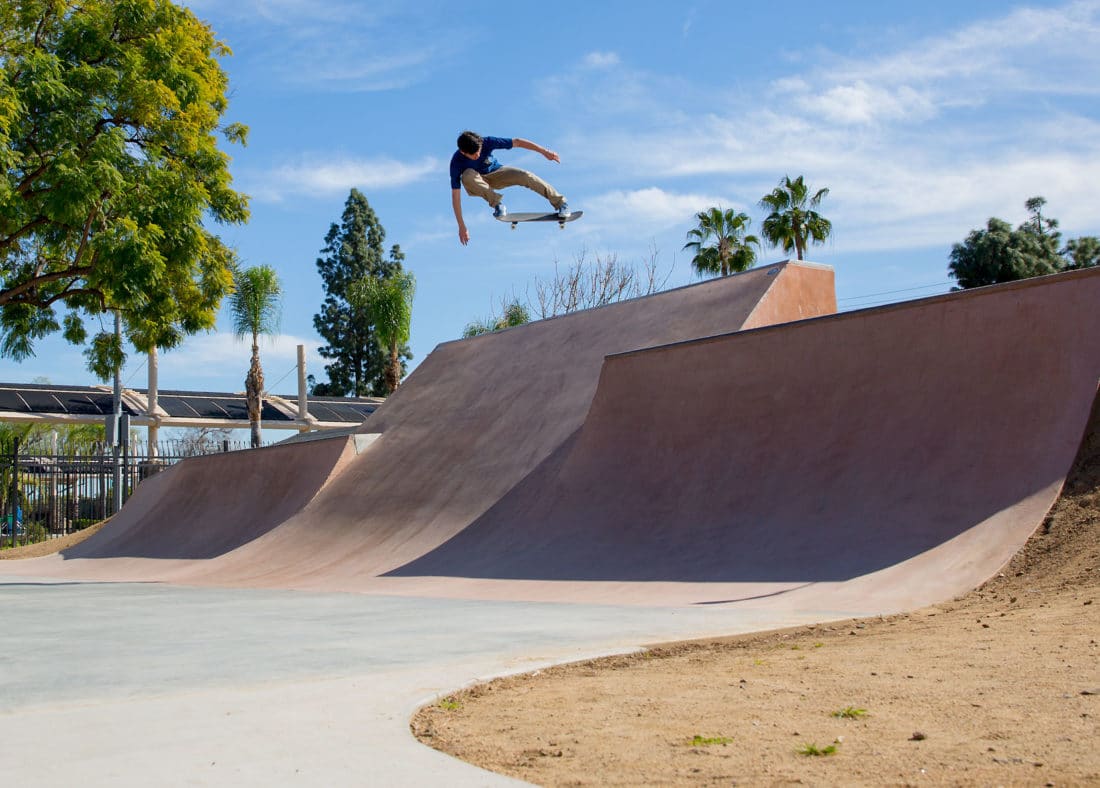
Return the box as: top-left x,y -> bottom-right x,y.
450,131 -> 570,245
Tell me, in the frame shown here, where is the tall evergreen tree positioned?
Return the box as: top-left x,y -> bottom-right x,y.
948,197 -> 1065,289
312,189 -> 408,396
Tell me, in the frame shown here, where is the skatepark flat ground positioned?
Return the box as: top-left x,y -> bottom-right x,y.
0,576 -> 851,786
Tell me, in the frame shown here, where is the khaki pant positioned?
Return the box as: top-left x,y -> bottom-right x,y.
461,166 -> 565,210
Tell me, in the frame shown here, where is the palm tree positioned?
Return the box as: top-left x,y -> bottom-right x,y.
759,175 -> 832,260
229,265 -> 282,448
349,271 -> 416,395
682,207 -> 760,277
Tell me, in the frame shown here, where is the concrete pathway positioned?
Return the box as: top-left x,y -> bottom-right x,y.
0,576 -> 850,786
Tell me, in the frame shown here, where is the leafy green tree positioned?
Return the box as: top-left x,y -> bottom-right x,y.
228,265 -> 282,448
313,189 -> 409,396
0,0 -> 249,373
948,217 -> 1063,289
683,207 -> 760,277
1063,236 -> 1100,270
759,176 -> 832,260
348,271 -> 415,395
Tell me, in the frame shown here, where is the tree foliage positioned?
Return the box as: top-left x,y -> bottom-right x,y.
947,197 -> 1084,289
683,207 -> 759,277
759,175 -> 831,260
1063,235 -> 1100,270
463,299 -> 531,338
228,264 -> 281,447
0,0 -> 249,373
948,218 -> 1062,288
348,270 -> 415,395
312,189 -> 409,396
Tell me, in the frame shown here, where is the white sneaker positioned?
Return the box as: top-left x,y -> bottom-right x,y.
556,201 -> 571,219
493,202 -> 507,218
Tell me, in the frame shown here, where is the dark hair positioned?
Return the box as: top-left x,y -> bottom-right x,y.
457,131 -> 482,155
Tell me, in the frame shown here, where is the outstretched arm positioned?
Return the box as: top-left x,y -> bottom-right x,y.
452,188 -> 469,245
512,137 -> 560,164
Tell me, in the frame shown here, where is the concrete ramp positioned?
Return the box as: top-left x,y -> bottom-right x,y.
64,434 -> 359,560
386,268 -> 1100,609
23,262 -> 834,590
9,265 -> 1099,614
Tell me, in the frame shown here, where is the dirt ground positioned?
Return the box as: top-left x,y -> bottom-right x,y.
412,409 -> 1100,786
0,521 -> 104,560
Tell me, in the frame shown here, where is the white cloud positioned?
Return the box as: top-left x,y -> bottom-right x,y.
184,0 -> 456,92
582,51 -> 620,69
791,81 -> 937,125
153,333 -> 321,393
587,188 -> 736,230
248,155 -> 438,201
556,1 -> 1100,253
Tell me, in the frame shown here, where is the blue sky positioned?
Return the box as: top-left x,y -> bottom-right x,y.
3,0 -> 1099,397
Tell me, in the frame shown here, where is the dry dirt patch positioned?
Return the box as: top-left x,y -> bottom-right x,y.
412,405 -> 1100,786
0,521 -> 104,560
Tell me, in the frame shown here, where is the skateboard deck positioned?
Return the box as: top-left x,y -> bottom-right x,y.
495,210 -> 583,229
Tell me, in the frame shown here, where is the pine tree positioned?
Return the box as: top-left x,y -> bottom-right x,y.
312,189 -> 409,396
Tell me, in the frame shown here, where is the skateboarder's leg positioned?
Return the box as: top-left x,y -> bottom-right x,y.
484,167 -> 566,210
461,170 -> 504,208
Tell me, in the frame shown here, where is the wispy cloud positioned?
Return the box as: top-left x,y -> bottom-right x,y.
184,0 -> 459,91
582,51 -> 620,69
587,187 -> 736,231
553,1 -> 1100,251
153,333 -> 321,392
247,155 -> 439,201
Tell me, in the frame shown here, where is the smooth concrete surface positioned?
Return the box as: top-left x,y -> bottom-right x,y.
11,262 -> 835,594
0,576 -> 850,787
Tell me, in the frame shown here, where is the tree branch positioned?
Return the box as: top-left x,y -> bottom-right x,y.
0,265 -> 96,306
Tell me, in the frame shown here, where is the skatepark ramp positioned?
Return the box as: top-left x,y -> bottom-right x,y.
9,264 -> 1100,614
390,268 -> 1100,609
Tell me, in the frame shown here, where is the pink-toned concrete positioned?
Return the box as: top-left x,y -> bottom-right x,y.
64,434 -> 358,561
10,265 -> 1100,613
389,268 -> 1100,609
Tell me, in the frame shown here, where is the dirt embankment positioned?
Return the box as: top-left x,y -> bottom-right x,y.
412,398 -> 1100,786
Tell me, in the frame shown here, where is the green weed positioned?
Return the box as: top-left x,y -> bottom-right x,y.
690,735 -> 732,747
832,706 -> 868,719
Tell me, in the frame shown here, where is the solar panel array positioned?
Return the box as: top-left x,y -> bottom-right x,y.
0,383 -> 378,425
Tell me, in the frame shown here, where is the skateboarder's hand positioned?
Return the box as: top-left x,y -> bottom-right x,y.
458,224 -> 470,245
542,148 -> 560,164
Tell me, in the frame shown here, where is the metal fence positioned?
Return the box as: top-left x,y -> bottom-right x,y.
0,436 -> 264,549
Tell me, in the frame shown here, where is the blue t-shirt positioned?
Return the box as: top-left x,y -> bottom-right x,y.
449,136 -> 513,189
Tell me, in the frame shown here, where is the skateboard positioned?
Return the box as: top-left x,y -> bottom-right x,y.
495,210 -> 583,230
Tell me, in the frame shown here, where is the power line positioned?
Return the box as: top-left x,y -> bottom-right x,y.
839,281 -> 952,302
124,358 -> 148,386
267,363 -> 298,392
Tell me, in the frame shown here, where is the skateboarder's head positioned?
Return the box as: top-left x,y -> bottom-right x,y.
457,130 -> 482,159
